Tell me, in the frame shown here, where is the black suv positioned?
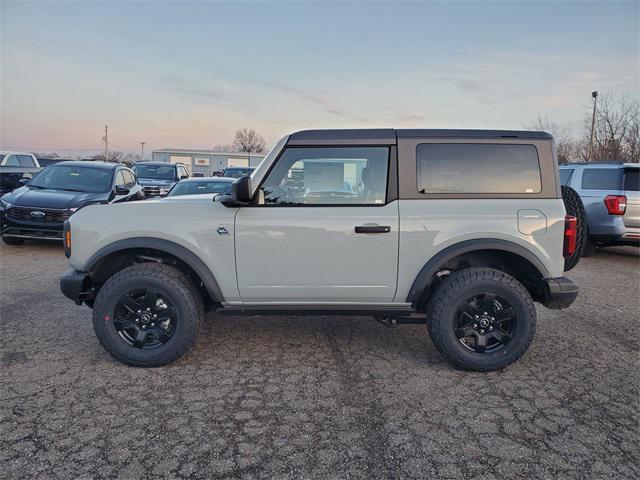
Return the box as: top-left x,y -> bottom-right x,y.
132,162 -> 190,197
0,161 -> 143,245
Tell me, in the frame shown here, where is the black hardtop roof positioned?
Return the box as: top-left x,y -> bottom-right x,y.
53,160 -> 119,170
288,129 -> 552,145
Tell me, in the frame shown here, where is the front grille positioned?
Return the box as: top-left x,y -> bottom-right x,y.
143,186 -> 162,196
7,206 -> 71,224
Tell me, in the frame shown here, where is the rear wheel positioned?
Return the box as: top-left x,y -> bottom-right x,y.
2,236 -> 25,245
427,268 -> 536,371
92,263 -> 203,367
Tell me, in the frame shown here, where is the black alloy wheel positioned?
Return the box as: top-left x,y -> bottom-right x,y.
113,288 -> 177,349
455,293 -> 515,354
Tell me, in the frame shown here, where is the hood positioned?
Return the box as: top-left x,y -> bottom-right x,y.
137,178 -> 176,186
1,186 -> 106,209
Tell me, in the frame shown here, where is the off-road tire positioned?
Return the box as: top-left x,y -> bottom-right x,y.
561,185 -> 587,271
92,263 -> 203,367
2,236 -> 25,245
427,268 -> 536,372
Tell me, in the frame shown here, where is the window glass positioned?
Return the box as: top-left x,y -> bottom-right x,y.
623,169 -> 639,192
133,165 -> 176,180
4,155 -> 19,167
115,171 -> 126,187
581,169 -> 622,190
559,169 -> 574,185
168,180 -> 233,196
29,165 -> 113,193
123,170 -> 136,187
18,155 -> 36,167
260,147 -> 389,205
417,144 -> 541,194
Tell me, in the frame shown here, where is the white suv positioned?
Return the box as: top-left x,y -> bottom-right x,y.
60,129 -> 580,371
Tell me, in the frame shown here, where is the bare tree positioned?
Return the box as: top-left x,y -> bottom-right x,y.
32,152 -> 60,159
210,144 -> 235,153
527,115 -> 579,164
232,128 -> 266,153
583,92 -> 640,163
91,151 -> 125,163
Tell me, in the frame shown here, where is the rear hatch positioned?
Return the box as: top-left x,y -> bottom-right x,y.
623,167 -> 640,228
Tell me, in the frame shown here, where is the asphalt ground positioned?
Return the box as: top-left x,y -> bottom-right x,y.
1,241 -> 639,479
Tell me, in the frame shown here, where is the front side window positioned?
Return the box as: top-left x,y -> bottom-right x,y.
416,144 -> 542,194
115,171 -> 126,187
260,147 -> 389,205
123,170 -> 136,187
581,169 -> 622,190
168,180 -> 233,196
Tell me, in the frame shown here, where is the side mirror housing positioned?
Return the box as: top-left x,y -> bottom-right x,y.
115,185 -> 130,195
180,175 -> 189,180
18,178 -> 30,185
233,176 -> 252,202
222,176 -> 252,206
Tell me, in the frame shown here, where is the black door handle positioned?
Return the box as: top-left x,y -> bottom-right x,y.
355,225 -> 391,234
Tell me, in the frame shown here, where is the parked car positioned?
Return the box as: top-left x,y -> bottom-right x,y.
0,151 -> 42,196
559,163 -> 639,253
132,162 -> 190,197
61,129 -> 582,371
166,177 -> 234,197
220,166 -> 255,178
1,161 -> 143,245
191,172 -> 205,178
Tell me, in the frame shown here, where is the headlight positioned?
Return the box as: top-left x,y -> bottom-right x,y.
0,198 -> 13,210
68,202 -> 104,214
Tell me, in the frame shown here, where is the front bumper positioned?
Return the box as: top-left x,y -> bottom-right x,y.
60,268 -> 93,305
540,277 -> 579,310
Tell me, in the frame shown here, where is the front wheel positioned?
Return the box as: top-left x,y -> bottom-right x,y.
92,263 -> 203,367
427,268 -> 536,371
2,236 -> 25,245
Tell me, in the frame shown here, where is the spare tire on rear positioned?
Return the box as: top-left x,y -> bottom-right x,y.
561,185 -> 587,272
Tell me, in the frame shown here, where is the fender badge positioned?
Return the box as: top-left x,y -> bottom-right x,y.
217,226 -> 229,235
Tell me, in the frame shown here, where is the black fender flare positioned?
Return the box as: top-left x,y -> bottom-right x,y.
85,237 -> 224,302
405,238 -> 550,305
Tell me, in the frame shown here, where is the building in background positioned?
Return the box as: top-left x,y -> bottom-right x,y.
150,149 -> 264,176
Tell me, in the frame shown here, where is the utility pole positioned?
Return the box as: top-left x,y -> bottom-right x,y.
140,141 -> 146,161
589,91 -> 598,161
103,125 -> 109,161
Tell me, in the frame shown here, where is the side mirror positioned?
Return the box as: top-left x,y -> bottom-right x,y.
180,175 -> 189,180
19,178 -> 30,185
115,185 -> 130,195
233,176 -> 252,203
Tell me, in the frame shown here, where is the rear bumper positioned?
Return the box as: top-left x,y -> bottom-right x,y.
60,268 -> 93,305
540,277 -> 579,310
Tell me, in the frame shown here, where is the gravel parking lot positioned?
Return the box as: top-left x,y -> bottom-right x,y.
1,242 -> 639,479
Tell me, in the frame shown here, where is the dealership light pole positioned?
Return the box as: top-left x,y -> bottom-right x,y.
141,142 -> 146,161
103,125 -> 109,162
589,91 -> 598,161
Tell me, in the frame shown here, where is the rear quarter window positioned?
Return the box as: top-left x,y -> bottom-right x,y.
581,169 -> 623,190
559,169 -> 574,185
416,144 -> 542,194
623,169 -> 639,192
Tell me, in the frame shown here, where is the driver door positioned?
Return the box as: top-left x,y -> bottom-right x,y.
234,146 -> 399,304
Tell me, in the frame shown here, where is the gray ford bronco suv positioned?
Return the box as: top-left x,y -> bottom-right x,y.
60,129 -> 581,371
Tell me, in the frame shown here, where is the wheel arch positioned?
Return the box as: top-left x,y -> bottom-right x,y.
406,239 -> 550,308
85,237 -> 224,308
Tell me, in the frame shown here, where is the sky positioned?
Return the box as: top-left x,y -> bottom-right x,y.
1,0 -> 638,157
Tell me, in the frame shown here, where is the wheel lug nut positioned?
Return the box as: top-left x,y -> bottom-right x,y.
151,323 -> 155,326
480,329 -> 485,334
146,307 -> 151,311
153,314 -> 157,318
473,324 -> 478,328
489,326 -> 493,331
137,310 -> 141,314
483,312 -> 488,315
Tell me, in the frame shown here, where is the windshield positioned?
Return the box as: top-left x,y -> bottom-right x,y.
28,165 -> 113,193
168,180 -> 233,196
133,165 -> 176,180
222,167 -> 254,178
